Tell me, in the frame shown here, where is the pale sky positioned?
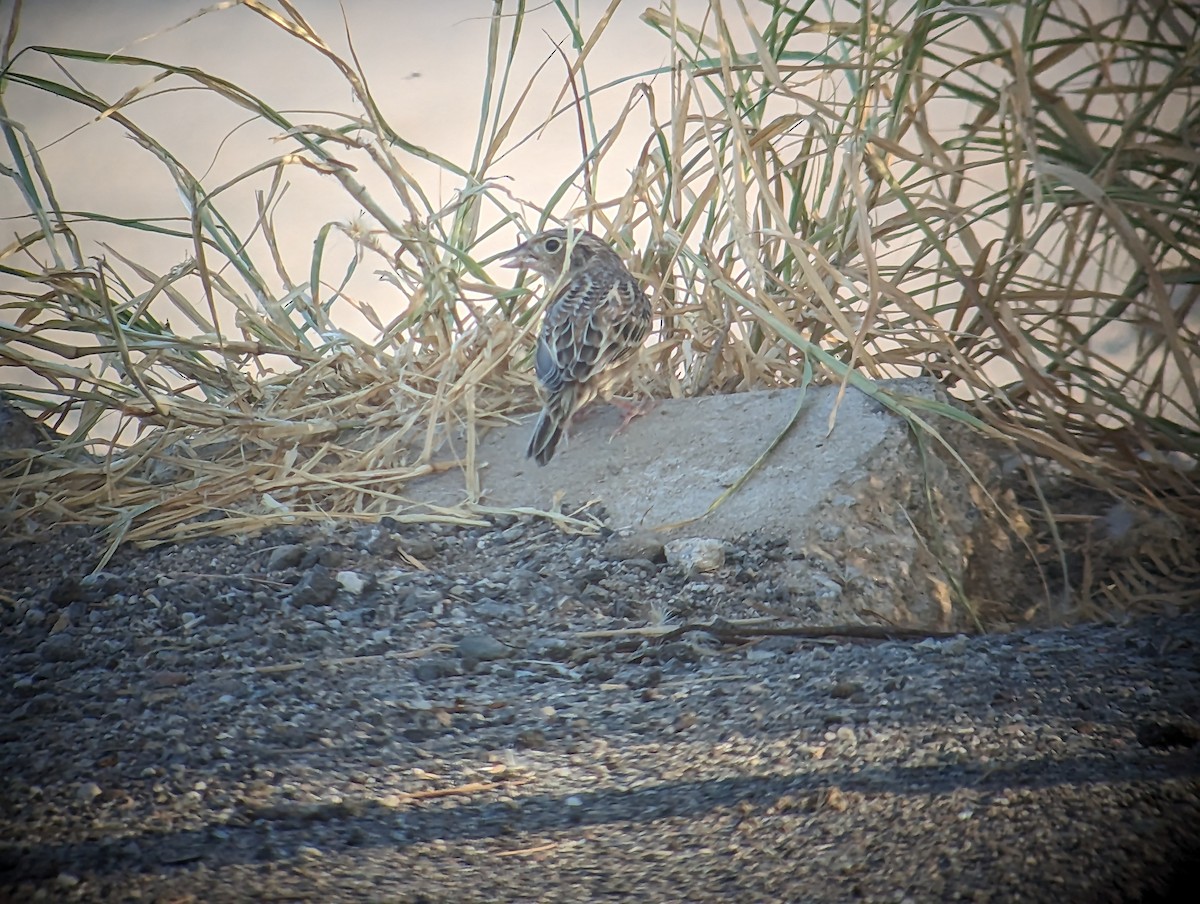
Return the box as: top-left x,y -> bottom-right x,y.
3,1 -> 687,321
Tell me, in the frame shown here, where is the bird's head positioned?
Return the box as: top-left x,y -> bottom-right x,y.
501,228 -> 614,280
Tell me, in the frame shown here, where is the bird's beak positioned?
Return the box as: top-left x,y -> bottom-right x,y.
500,241 -> 534,269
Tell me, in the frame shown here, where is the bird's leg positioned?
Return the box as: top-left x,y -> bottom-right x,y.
567,401 -> 601,424
608,397 -> 657,439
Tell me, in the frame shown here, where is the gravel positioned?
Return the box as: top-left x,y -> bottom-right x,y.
1,518 -> 1198,902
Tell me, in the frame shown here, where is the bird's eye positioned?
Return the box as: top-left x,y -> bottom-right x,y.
543,237 -> 562,254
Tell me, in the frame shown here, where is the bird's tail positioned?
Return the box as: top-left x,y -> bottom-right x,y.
527,390 -> 575,466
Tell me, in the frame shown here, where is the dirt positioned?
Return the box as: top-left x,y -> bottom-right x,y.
2,508 -> 1199,902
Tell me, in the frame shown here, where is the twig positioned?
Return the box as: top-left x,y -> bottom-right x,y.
576,617 -> 966,644
496,842 -> 558,857
245,645 -> 454,674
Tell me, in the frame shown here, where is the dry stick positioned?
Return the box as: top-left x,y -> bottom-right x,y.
243,646 -> 454,675
577,618 -> 964,643
392,778 -> 533,803
496,842 -> 558,858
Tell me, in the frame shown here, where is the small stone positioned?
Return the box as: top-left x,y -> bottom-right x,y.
526,637 -> 577,661
498,524 -> 526,542
301,545 -> 341,569
515,729 -> 547,749
622,558 -> 659,573
150,672 -> 191,688
817,523 -> 844,542
355,527 -> 397,556
413,658 -> 461,682
39,634 -> 84,663
405,588 -> 443,611
290,566 -> 339,606
830,681 -> 863,699
81,572 -> 126,598
457,634 -> 512,664
473,597 -> 519,619
405,537 -> 438,560
267,544 -> 305,571
607,531 -> 666,562
807,572 -> 843,602
336,571 -> 370,595
47,578 -> 85,605
77,781 -> 102,802
941,635 -> 971,656
823,787 -> 849,811
664,538 -> 726,574
640,668 -> 663,689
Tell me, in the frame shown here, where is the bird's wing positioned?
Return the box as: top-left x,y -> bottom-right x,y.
536,268 -> 650,393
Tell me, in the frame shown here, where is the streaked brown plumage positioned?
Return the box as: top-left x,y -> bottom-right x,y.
502,228 -> 651,465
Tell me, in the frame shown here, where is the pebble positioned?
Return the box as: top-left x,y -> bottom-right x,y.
405,588 -> 443,610
267,544 -> 306,570
336,571 -> 370,595
830,681 -> 863,699
290,566 -> 340,606
807,572 -> 843,601
355,527 -> 397,556
47,578 -> 86,605
301,545 -> 341,569
405,537 -> 438,559
606,531 -> 666,562
473,597 -> 520,619
38,633 -> 84,663
76,781 -> 102,802
456,634 -> 513,664
413,658 -> 461,682
664,537 -> 726,573
515,729 -> 547,749
526,637 -> 578,661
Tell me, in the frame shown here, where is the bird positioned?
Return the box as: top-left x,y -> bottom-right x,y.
502,228 -> 652,465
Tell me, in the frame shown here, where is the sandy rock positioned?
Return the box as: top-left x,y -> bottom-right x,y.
664,537 -> 726,574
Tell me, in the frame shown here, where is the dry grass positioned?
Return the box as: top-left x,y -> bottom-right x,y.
2,1 -> 1197,612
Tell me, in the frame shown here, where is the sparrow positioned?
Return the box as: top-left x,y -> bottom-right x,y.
502,228 -> 652,465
